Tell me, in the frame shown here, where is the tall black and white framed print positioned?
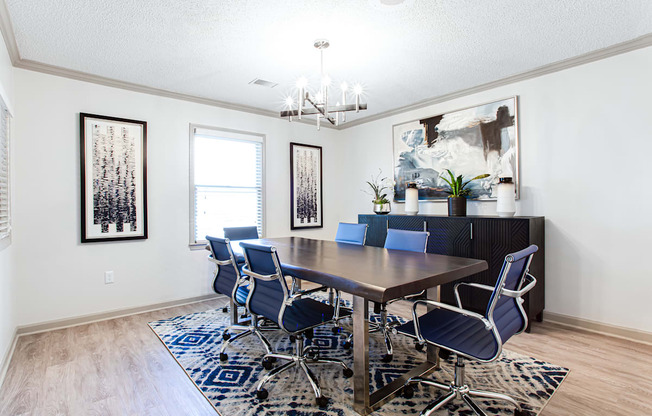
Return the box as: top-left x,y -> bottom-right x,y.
290,142 -> 323,230
80,113 -> 148,242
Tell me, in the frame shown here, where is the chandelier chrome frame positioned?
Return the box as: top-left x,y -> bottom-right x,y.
280,39 -> 367,129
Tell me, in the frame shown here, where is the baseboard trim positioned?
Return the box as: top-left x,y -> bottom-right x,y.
16,294 -> 224,336
543,311 -> 652,346
0,327 -> 18,389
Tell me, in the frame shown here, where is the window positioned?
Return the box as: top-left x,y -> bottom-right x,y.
190,126 -> 264,245
0,95 -> 10,240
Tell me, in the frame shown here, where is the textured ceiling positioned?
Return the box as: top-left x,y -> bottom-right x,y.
5,0 -> 652,124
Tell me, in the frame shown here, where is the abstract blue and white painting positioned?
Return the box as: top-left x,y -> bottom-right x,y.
393,97 -> 519,201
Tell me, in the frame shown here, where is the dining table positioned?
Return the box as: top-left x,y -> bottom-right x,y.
228,236 -> 487,415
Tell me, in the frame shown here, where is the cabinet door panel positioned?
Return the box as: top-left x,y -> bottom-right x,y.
425,218 -> 471,256
388,216 -> 425,231
357,215 -> 387,248
426,218 -> 472,305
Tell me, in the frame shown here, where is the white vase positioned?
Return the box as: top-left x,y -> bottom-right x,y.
496,177 -> 516,217
405,183 -> 419,215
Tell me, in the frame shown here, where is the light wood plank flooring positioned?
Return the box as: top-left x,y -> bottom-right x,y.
1,296 -> 650,415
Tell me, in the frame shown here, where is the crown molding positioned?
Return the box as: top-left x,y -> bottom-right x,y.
0,0 -> 649,131
339,33 -> 652,129
0,0 -> 18,65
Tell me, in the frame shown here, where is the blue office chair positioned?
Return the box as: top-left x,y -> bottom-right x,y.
342,228 -> 429,362
223,226 -> 259,240
240,242 -> 352,407
335,222 -> 367,245
395,245 -> 538,416
206,236 -> 273,362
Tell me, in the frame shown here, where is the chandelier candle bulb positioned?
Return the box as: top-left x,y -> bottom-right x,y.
496,177 -> 516,217
405,183 -> 419,215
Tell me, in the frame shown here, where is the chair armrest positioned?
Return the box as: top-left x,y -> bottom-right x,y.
208,254 -> 232,267
285,285 -> 330,305
410,299 -> 492,345
453,282 -> 494,308
502,273 -> 537,299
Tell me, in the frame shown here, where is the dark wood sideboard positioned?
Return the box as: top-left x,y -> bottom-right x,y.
358,214 -> 545,325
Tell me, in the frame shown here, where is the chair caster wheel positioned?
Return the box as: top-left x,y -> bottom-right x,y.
289,335 -> 296,343
256,389 -> 268,400
403,385 -> 414,399
438,348 -> 451,360
342,341 -> 352,349
342,368 -> 353,378
316,396 -> 329,407
262,357 -> 274,370
331,326 -> 340,335
381,354 -> 393,363
305,346 -> 320,361
222,332 -> 231,341
219,352 -> 228,362
222,306 -> 228,313
415,342 -> 425,351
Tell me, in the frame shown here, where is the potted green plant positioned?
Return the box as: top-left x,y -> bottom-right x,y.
440,169 -> 490,216
365,169 -> 391,215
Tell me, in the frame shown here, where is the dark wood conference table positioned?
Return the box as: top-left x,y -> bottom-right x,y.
230,236 -> 487,415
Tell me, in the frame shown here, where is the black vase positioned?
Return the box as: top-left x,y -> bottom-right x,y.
447,197 -> 467,217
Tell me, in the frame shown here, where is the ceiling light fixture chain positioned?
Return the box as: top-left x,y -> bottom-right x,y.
280,39 -> 367,130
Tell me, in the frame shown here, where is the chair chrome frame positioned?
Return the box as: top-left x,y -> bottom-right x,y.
240,244 -> 352,406
207,237 -> 274,361
401,249 -> 537,416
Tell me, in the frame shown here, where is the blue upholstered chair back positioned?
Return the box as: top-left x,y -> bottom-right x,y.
335,222 -> 367,245
486,245 -> 538,343
240,242 -> 288,324
384,229 -> 429,253
224,226 -> 259,240
206,236 -> 240,299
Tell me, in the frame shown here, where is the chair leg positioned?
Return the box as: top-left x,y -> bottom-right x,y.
252,328 -> 273,355
220,329 -> 253,354
421,391 -> 457,416
299,360 -> 323,399
462,395 -> 489,416
256,360 -> 297,392
468,388 -> 522,411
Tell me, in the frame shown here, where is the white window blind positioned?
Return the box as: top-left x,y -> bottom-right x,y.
0,95 -> 10,240
190,127 -> 264,244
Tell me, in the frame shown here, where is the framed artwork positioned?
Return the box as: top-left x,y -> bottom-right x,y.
80,113 -> 148,242
393,96 -> 519,201
290,142 -> 323,230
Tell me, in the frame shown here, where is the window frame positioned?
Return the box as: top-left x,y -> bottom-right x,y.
188,124 -> 266,248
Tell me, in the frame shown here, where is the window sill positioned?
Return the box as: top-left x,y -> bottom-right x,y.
189,242 -> 209,251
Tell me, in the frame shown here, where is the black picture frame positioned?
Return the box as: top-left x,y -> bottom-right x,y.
80,113 -> 148,242
290,142 -> 323,230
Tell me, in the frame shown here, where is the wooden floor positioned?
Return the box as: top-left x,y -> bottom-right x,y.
1,296 -> 651,416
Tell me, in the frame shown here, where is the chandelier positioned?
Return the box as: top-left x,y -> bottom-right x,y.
280,39 -> 367,130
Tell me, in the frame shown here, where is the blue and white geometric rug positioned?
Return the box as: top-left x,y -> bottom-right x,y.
149,306 -> 568,415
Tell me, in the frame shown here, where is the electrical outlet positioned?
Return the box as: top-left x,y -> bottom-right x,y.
105,271 -> 114,284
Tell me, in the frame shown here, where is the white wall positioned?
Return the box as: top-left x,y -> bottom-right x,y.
12,70 -> 341,326
339,46 -> 652,333
0,28 -> 15,369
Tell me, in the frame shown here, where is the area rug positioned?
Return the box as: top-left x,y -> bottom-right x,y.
148,305 -> 568,415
